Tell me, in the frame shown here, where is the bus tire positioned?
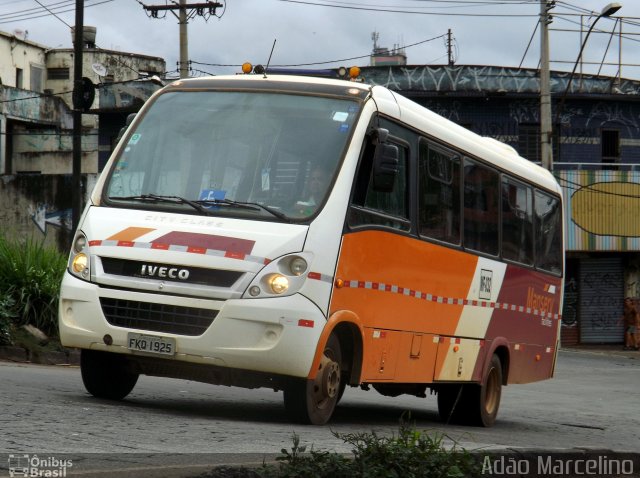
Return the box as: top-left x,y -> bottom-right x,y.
470,353 -> 503,427
462,354 -> 502,427
283,334 -> 342,425
80,349 -> 139,400
437,354 -> 502,427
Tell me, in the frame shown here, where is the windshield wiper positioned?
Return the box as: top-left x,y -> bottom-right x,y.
195,198 -> 291,222
110,194 -> 291,222
110,194 -> 210,214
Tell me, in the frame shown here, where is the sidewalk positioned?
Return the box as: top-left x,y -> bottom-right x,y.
0,344 -> 79,365
561,343 -> 640,359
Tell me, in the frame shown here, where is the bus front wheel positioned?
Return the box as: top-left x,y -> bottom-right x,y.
81,349 -> 139,400
283,334 -> 342,425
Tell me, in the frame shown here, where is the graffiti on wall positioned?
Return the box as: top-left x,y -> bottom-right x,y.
582,270 -> 624,333
361,66 -> 640,147
585,103 -> 640,135
409,95 -> 640,152
29,204 -> 72,235
362,65 -> 640,96
561,277 -> 578,328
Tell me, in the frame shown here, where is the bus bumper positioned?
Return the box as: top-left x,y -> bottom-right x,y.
59,272 -> 325,378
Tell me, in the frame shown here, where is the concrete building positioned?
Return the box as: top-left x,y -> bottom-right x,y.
370,31 -> 407,67
0,27 -> 165,250
358,64 -> 640,345
0,27 -> 165,175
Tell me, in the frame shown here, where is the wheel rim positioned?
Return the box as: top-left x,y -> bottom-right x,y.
311,349 -> 341,410
484,365 -> 500,415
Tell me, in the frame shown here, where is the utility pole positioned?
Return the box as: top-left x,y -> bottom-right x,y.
540,0 -> 554,171
72,0 -> 84,232
142,0 -> 223,79
447,29 -> 454,66
179,0 -> 188,78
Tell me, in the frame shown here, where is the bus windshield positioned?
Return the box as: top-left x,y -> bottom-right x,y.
104,90 -> 361,221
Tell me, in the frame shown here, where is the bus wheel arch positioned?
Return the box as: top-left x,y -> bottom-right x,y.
491,344 -> 510,385
331,320 -> 363,388
308,310 -> 364,387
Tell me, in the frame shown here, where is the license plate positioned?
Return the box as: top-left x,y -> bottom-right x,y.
127,333 -> 176,356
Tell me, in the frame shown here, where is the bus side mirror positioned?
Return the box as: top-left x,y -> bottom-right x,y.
372,142 -> 399,192
116,113 -> 137,143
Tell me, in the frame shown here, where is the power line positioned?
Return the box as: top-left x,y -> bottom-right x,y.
0,0 -> 114,24
0,0 -> 77,20
192,33 -> 446,69
314,0 -> 535,9
276,0 -> 540,16
0,0 -> 170,78
32,0 -> 71,28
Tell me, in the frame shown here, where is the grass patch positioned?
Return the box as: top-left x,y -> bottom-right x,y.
200,418 -> 480,477
0,236 -> 66,340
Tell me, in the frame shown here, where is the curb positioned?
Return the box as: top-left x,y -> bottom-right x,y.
0,345 -> 80,365
560,346 -> 640,360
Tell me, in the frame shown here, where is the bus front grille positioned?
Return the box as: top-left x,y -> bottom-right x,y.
100,298 -> 217,336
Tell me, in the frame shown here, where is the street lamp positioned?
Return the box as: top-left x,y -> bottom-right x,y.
555,3 -> 622,123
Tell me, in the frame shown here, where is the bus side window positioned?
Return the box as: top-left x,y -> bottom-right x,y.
418,141 -> 461,245
534,189 -> 563,275
501,177 -> 533,265
348,138 -> 410,231
463,158 -> 499,255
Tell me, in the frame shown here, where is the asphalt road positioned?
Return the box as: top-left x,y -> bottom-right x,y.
0,349 -> 638,476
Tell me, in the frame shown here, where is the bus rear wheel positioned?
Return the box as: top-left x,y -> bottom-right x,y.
437,354 -> 502,427
283,334 -> 342,425
81,349 -> 139,400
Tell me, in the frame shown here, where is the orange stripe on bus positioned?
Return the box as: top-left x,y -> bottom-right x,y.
107,227 -> 155,242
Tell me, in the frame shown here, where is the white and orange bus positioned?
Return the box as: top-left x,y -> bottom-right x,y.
59,73 -> 564,426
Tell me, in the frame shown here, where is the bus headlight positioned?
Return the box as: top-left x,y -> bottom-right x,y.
72,254 -> 88,274
268,274 -> 289,294
289,257 -> 307,276
68,232 -> 90,281
73,235 -> 87,253
243,252 -> 315,298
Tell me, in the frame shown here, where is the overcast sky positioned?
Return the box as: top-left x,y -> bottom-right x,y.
0,0 -> 639,80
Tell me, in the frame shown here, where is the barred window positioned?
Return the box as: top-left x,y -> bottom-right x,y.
517,124 -> 559,163
47,68 -> 70,80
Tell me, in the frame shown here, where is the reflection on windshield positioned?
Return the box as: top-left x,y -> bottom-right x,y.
105,91 -> 360,221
